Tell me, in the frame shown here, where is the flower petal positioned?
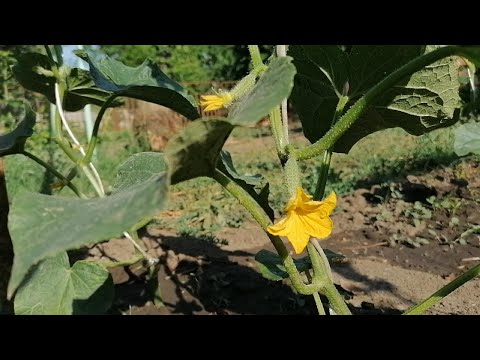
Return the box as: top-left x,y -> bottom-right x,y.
282,213 -> 311,254
203,103 -> 221,111
285,187 -> 313,212
298,192 -> 337,214
268,188 -> 337,254
297,200 -> 323,212
300,212 -> 333,239
267,212 -> 311,254
298,187 -> 313,202
321,192 -> 337,215
289,230 -> 311,254
201,95 -> 220,101
267,213 -> 292,236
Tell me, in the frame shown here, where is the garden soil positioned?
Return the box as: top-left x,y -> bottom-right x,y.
2,147 -> 480,315
88,159 -> 480,315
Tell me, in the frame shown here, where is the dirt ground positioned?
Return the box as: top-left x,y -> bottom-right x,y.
82,158 -> 480,315
1,142 -> 480,315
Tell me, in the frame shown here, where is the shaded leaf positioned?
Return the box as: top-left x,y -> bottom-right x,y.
14,252 -> 113,315
8,173 -> 168,298
348,46 -> 425,96
217,150 -> 262,186
65,68 -> 123,110
112,152 -> 167,194
76,50 -> 199,120
228,57 -> 296,126
12,52 -> 55,102
290,45 -> 462,153
454,122 -> 480,156
0,104 -> 35,156
255,249 -> 346,281
165,118 -> 233,184
287,45 -> 349,98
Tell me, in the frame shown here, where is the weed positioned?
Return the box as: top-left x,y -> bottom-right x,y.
427,196 -> 463,216
375,205 -> 394,222
404,202 -> 432,222
388,234 -> 430,248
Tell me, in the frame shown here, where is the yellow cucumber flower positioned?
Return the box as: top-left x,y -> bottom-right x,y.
200,92 -> 233,111
267,187 -> 336,254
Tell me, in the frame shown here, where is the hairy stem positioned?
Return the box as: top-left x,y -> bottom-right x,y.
314,151 -> 332,200
324,282 -> 351,315
306,269 -> 326,315
310,239 -> 350,314
269,106 -> 287,160
248,45 -> 264,70
311,239 -> 333,279
307,242 -> 350,314
277,45 -> 289,145
404,263 -> 480,315
248,45 -> 285,160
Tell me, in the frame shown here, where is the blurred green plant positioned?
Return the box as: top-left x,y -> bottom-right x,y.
101,45 -> 274,92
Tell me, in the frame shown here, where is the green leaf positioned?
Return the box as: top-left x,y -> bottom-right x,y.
217,151 -> 274,220
112,152 -> 167,194
254,249 -> 346,281
454,122 -> 480,156
12,52 -> 119,112
0,104 -> 35,156
14,252 -> 113,315
76,50 -> 199,120
290,45 -> 462,153
165,118 -> 234,184
228,57 -> 296,126
12,52 -> 55,102
4,154 -> 50,200
217,150 -> 262,186
287,45 -> 349,97
7,173 -> 168,298
65,68 -> 123,110
348,46 -> 425,97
